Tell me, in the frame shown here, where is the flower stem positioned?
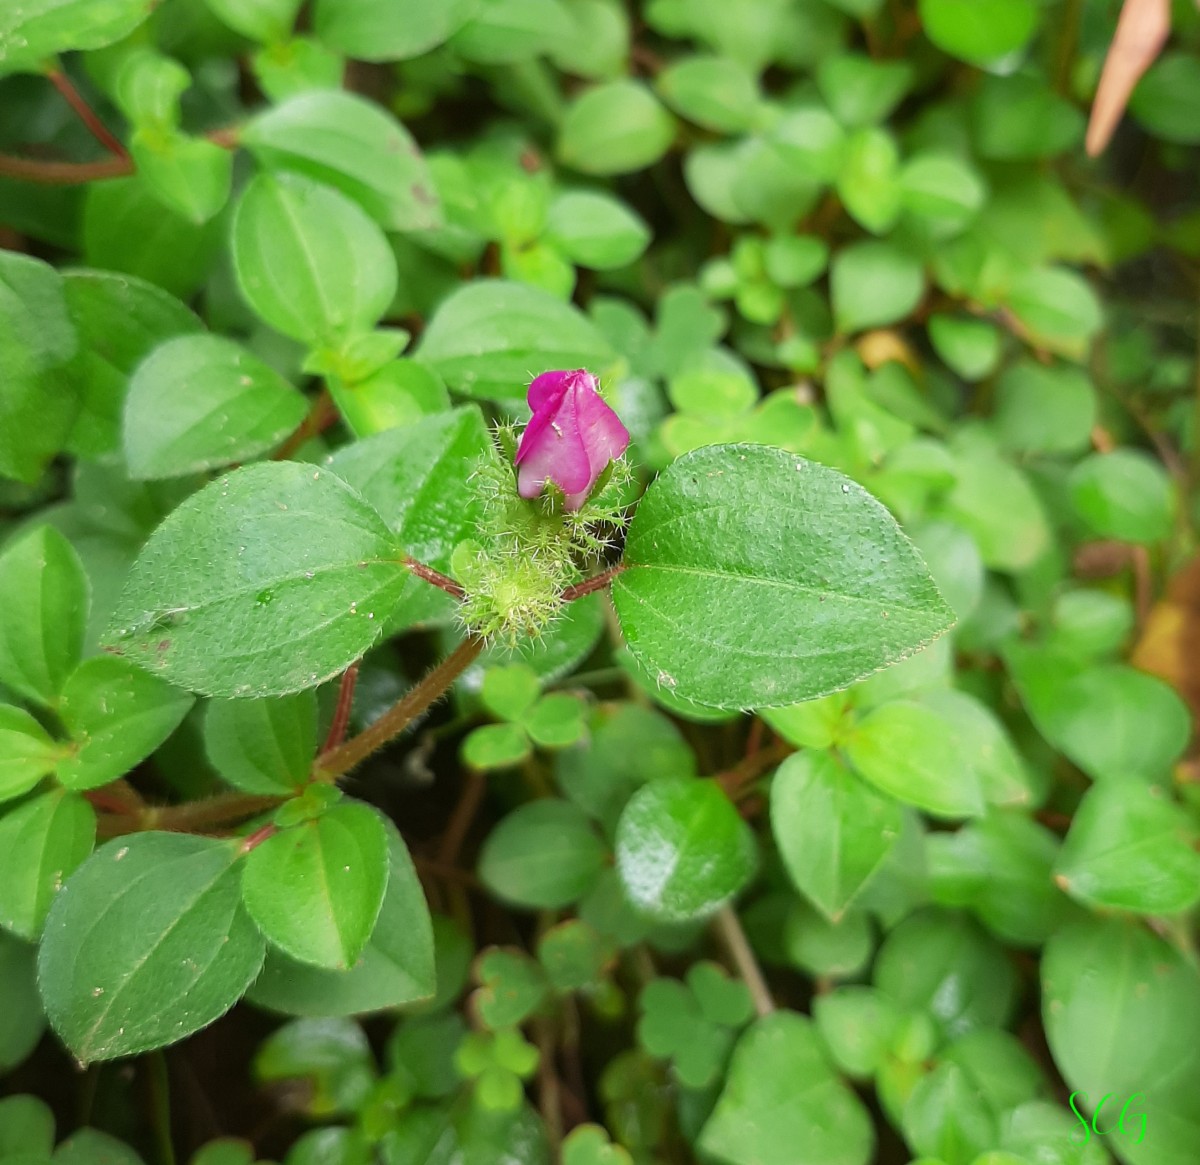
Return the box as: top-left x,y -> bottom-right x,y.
404,556 -> 466,599
561,562 -> 626,601
315,635 -> 485,779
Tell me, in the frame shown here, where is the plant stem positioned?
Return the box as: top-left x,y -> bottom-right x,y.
404,556 -> 466,599
145,1051 -> 176,1165
561,562 -> 626,601
321,663 -> 360,754
713,905 -> 775,1017
272,388 -> 336,460
101,792 -> 284,838
315,635 -> 485,779
47,69 -> 128,158
0,153 -> 131,183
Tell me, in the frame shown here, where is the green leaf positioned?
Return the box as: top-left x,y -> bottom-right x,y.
0,251 -> 79,483
845,700 -> 984,819
244,800 -> 388,969
38,833 -> 266,1062
231,171 -> 397,347
205,691 -> 318,794
942,430 -> 1051,571
783,900 -> 873,977
771,751 -> 902,921
971,75 -> 1084,161
0,0 -> 155,73
927,315 -> 1002,382
1069,450 -> 1174,544
105,462 -> 409,698
0,705 -> 62,802
836,128 -> 902,235
479,800 -> 606,910
0,931 -> 45,1071
558,81 -> 676,176
61,270 -> 202,459
130,132 -> 233,226
56,656 -> 193,790
764,235 -> 828,289
1130,52 -> 1200,145
832,240 -> 925,333
992,361 -> 1096,455
818,55 -> 912,127
699,1011 -> 875,1165
450,0 -> 573,64
313,0 -> 477,59
462,723 -> 531,770
124,335 -> 307,479
472,947 -> 549,1028
252,36 -> 344,102
327,406 -> 490,629
204,0 -> 302,41
242,90 -> 440,231
1055,782 -> 1200,915
0,525 -> 88,708
0,787 -> 95,940
900,153 -> 987,236
555,703 -> 696,830
544,191 -> 651,270
246,825 -> 434,1016
1006,266 -> 1102,359
612,444 -> 953,709
522,694 -> 585,749
83,179 -> 222,301
813,986 -> 904,1079
615,777 -> 755,923
928,811 -> 1064,946
874,909 -> 1016,1041
902,1061 -> 997,1163
918,0 -> 1038,65
1043,916 -> 1200,1165
1006,647 -> 1191,782
415,281 -> 613,400
0,1094 -> 54,1156
657,55 -> 760,134
481,664 -> 540,722
56,1128 -> 146,1165
112,49 -> 188,130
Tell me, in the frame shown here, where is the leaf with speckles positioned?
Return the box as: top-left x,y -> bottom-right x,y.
611,444 -> 954,709
103,461 -> 409,698
37,833 -> 265,1062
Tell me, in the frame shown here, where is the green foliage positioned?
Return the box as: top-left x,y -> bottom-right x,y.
0,0 -> 1196,1160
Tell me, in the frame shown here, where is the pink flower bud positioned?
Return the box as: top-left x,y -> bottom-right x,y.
514,369 -> 630,511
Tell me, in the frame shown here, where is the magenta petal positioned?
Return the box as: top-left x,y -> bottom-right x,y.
513,368 -> 628,509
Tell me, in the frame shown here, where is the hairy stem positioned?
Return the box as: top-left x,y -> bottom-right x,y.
561,562 -> 626,601
315,635 -> 485,779
321,662 -> 360,754
404,556 -> 466,599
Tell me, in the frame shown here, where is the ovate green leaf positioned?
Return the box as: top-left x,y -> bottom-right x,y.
38,833 -> 266,1062
105,462 -> 409,698
612,445 -> 953,709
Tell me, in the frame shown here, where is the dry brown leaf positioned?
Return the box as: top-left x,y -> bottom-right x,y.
1132,556 -> 1200,727
1086,0 -> 1170,156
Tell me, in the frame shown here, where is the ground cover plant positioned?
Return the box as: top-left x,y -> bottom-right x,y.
1,0 -> 1199,1163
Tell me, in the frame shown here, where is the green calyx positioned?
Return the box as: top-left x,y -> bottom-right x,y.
453,426 -> 633,642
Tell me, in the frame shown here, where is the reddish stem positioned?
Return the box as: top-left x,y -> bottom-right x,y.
239,823 -> 278,853
48,70 -> 128,159
273,389 -> 337,460
404,557 -> 466,600
0,153 -> 131,183
561,563 -> 626,602
314,636 -> 485,779
320,663 -> 360,755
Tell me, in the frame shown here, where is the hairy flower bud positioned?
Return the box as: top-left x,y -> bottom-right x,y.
514,369 -> 630,511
